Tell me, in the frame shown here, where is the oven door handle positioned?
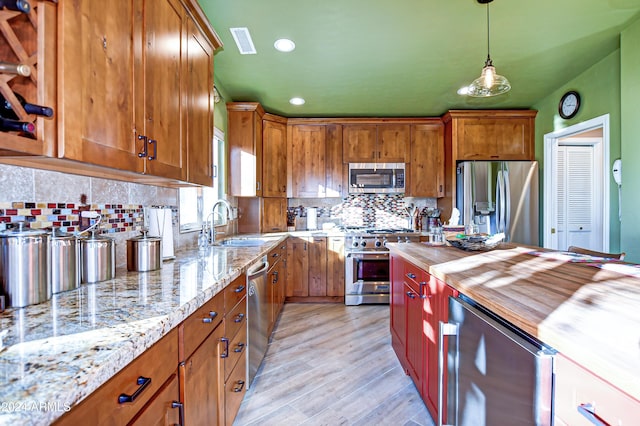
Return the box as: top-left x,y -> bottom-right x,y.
346,251 -> 389,256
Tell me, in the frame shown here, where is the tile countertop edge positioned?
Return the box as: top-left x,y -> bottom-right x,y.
387,242 -> 640,402
0,235 -> 289,426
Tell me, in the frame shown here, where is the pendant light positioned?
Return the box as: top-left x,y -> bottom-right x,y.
466,0 -> 511,97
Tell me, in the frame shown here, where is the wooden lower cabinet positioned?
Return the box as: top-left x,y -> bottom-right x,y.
54,328 -> 179,425
224,354 -> 247,426
286,236 -> 344,302
389,254 -> 457,423
130,373 -> 182,425
181,322 -> 225,426
554,354 -> 640,425
267,242 -> 287,334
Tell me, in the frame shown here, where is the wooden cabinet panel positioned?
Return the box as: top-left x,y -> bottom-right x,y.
405,280 -> 424,389
390,255 -> 408,370
378,124 -> 410,162
409,123 -> 444,197
261,197 -> 287,232
224,353 -> 247,426
262,117 -> 287,197
228,103 -> 264,196
343,124 -> 377,162
58,0 -> 141,171
139,0 -> 186,180
130,373 -> 181,425
309,237 -> 327,297
55,328 -> 178,426
181,291 -> 223,361
224,295 -> 247,355
325,124 -> 346,197
182,322 -> 224,426
288,124 -> 327,197
267,242 -> 287,332
555,354 -> 640,426
225,324 -> 247,382
287,237 -> 309,297
326,236 -> 345,297
185,15 -> 215,186
455,118 -> 534,160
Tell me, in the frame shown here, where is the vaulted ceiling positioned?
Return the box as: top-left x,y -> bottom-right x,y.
199,0 -> 640,117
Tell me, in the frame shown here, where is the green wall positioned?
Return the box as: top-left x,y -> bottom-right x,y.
621,17 -> 640,262
533,50 -> 622,253
213,77 -> 230,135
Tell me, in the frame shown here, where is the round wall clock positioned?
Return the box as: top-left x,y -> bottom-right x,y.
559,91 -> 581,119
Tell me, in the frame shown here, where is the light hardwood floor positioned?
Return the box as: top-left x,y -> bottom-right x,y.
233,303 -> 435,426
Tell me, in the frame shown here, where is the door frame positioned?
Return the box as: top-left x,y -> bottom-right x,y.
543,114 -> 610,250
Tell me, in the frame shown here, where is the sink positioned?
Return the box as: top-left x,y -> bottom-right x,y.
217,237 -> 278,247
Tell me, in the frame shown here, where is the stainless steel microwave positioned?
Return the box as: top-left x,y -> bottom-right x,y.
348,163 -> 405,194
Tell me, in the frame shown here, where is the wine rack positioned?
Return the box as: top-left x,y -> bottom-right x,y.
0,1 -> 56,155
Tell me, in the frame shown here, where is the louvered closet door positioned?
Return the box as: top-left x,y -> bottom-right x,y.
556,145 -> 599,250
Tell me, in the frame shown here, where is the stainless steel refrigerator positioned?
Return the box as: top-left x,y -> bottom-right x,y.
456,161 -> 539,245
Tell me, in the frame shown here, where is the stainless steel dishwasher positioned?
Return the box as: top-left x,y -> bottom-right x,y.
439,294 -> 556,426
247,256 -> 269,387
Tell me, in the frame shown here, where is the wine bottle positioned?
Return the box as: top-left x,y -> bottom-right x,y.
0,117 -> 35,133
0,92 -> 53,119
0,0 -> 31,13
0,61 -> 30,77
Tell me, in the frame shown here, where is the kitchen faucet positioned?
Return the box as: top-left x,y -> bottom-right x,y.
209,199 -> 234,243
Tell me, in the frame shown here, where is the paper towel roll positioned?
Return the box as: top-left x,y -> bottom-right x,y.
148,207 -> 174,260
307,207 -> 318,230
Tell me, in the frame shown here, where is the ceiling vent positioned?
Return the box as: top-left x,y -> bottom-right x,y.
230,27 -> 257,55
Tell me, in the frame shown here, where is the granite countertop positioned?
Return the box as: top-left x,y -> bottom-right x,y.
0,234 -> 288,425
387,242 -> 640,402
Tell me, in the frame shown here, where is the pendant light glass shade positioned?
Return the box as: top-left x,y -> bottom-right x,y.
465,0 -> 511,97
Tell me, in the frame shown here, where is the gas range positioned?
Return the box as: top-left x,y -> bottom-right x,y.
341,227 -> 420,251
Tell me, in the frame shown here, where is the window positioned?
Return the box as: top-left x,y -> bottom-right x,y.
179,128 -> 226,233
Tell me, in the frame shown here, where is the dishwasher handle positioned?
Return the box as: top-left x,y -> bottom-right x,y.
248,258 -> 269,279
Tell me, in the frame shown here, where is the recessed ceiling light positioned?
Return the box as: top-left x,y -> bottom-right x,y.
274,38 -> 295,52
289,97 -> 305,105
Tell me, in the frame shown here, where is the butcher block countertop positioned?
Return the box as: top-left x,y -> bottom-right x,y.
387,242 -> 640,402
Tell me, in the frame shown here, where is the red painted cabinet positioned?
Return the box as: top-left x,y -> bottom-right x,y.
555,353 -> 640,425
389,254 -> 457,422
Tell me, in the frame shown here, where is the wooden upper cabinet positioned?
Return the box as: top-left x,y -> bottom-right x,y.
185,15 -> 215,186
58,0 -> 141,172
342,124 -> 409,163
262,115 -> 287,197
325,124 -> 346,197
378,124 -> 410,162
343,124 -> 377,162
288,124 -> 327,198
443,110 -> 537,161
261,197 -> 287,232
227,102 -> 264,196
138,0 -> 186,180
408,122 -> 444,197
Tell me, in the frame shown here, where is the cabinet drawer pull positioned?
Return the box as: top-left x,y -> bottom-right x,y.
406,291 -> 416,299
577,403 -> 608,426
234,285 -> 245,293
233,342 -> 246,353
147,139 -> 157,161
406,273 -> 416,279
272,271 -> 279,284
220,337 -> 229,358
118,376 -> 151,404
233,380 -> 245,393
234,313 -> 245,323
202,311 -> 217,323
171,401 -> 184,426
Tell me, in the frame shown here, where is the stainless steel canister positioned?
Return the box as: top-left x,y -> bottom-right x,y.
127,230 -> 162,272
0,223 -> 50,308
80,230 -> 115,283
50,228 -> 80,293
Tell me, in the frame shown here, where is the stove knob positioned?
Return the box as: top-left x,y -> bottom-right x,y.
361,240 -> 367,247
352,240 -> 359,248
383,237 -> 388,247
375,239 -> 382,248
405,236 -> 410,243
397,236 -> 402,243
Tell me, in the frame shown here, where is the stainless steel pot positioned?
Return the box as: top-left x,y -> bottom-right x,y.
127,230 -> 162,272
0,223 -> 50,308
50,228 -> 80,293
80,230 -> 115,283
